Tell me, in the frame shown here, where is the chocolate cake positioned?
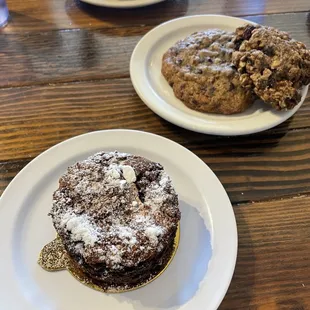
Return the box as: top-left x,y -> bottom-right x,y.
49,151 -> 180,291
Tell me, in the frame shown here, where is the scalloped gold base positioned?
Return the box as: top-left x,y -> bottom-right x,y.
38,224 -> 180,293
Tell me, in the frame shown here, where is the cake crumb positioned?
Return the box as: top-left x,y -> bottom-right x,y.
60,212 -> 99,246
121,165 -> 136,183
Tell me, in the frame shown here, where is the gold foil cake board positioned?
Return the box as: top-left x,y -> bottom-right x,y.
38,224 -> 180,293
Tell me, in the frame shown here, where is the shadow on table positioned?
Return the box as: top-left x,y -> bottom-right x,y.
67,0 -> 188,29
218,207 -> 255,309
157,111 -> 293,152
155,112 -> 293,202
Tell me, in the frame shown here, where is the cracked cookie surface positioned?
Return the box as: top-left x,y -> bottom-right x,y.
232,24 -> 310,110
162,29 -> 254,115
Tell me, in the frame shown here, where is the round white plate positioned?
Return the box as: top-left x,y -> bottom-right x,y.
80,0 -> 165,8
130,15 -> 308,136
0,130 -> 237,310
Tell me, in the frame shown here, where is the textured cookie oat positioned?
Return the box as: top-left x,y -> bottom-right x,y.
162,29 -> 254,115
232,24 -> 310,110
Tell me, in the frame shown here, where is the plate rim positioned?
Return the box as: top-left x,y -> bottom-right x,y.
80,0 -> 165,8
130,14 -> 307,136
0,129 -> 237,310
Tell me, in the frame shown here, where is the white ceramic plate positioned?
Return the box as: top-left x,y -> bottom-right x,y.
0,130 -> 237,310
130,15 -> 308,135
80,0 -> 165,8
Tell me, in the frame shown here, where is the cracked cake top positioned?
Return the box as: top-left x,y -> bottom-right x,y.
50,151 -> 180,270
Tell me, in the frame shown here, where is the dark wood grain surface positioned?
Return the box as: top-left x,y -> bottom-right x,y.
4,0 -> 310,32
1,80 -> 310,204
1,0 -> 310,308
1,12 -> 310,87
220,195 -> 310,309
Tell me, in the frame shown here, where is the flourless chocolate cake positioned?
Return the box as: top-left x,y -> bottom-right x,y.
49,151 -> 180,290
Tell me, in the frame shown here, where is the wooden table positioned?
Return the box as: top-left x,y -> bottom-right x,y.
1,0 -> 310,308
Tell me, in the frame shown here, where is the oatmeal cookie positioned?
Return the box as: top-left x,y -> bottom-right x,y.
162,29 -> 254,115
232,24 -> 310,110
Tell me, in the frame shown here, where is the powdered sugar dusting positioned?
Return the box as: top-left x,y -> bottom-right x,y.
60,212 -> 100,246
145,225 -> 164,245
93,218 -> 164,269
108,245 -> 122,265
50,151 -> 180,274
121,165 -> 136,183
144,171 -> 171,211
106,164 -> 121,179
